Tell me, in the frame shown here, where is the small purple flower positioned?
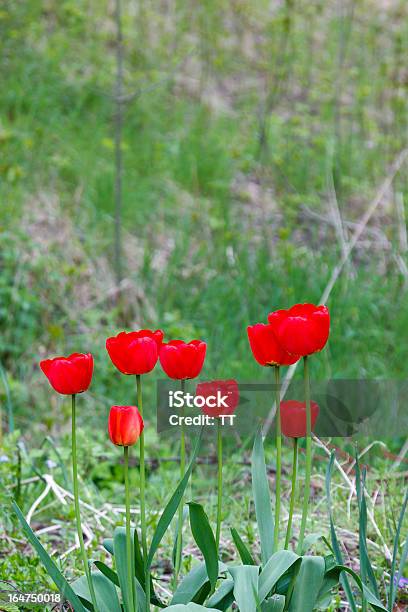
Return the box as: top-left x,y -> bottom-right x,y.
394,576 -> 408,589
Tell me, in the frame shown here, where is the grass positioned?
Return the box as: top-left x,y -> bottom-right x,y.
1,0 -> 408,608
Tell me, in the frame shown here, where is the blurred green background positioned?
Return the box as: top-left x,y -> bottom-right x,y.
1,0 -> 408,427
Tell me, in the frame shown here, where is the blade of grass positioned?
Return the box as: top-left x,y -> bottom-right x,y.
325,452 -> 357,612
389,488 -> 408,610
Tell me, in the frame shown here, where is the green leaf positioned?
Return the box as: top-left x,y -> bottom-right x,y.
132,529 -> 164,608
258,550 -> 300,603
229,565 -> 259,612
114,527 -> 146,612
355,456 -> 379,598
326,565 -> 387,611
325,452 -> 357,612
94,561 -> 119,587
314,555 -> 340,609
230,528 -> 255,565
171,563 -> 209,605
171,561 -> 228,606
147,431 -> 202,571
103,538 -> 114,555
252,430 -> 274,565
188,502 -> 218,593
206,578 -> 234,610
261,594 -> 285,611
164,604 -> 219,611
12,501 -> 87,612
389,488 -> 408,610
72,571 -> 121,612
288,556 -> 325,612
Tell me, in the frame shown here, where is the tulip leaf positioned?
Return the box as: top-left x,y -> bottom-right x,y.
258,550 -> 300,603
147,430 -> 202,571
252,429 -> 274,565
229,565 -> 260,612
171,561 -> 228,606
103,538 -> 114,555
171,562 -> 209,605
164,604 -> 219,611
389,489 -> 408,611
206,578 -> 234,610
314,555 -> 340,609
12,501 -> 87,612
325,452 -> 357,612
72,570 -> 121,612
230,527 -> 255,565
261,595 -> 285,611
325,565 -> 388,611
94,561 -> 119,587
187,502 -> 218,593
355,455 -> 380,599
133,527 -> 146,589
114,527 -> 146,612
288,556 -> 325,612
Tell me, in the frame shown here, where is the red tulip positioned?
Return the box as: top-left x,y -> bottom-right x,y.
159,340 -> 206,380
106,329 -> 164,375
247,323 -> 300,367
269,303 -> 330,357
196,379 -> 239,417
40,353 -> 93,395
280,400 -> 319,438
108,405 -> 144,446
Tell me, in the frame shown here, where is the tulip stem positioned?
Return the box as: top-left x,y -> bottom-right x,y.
124,445 -> 136,612
284,437 -> 298,550
174,379 -> 186,583
136,374 -> 150,611
273,365 -> 281,553
215,417 -> 223,553
71,395 -> 98,611
297,355 -> 312,554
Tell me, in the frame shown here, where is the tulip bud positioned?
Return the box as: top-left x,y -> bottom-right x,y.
159,340 -> 206,380
247,323 -> 300,367
40,353 -> 93,395
106,330 -> 164,375
280,400 -> 319,438
196,379 -> 239,418
269,303 -> 330,357
108,405 -> 144,446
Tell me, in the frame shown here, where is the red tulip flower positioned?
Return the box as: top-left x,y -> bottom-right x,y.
108,405 -> 144,446
106,329 -> 164,375
159,340 -> 206,379
196,379 -> 239,417
40,353 -> 93,395
280,400 -> 319,438
269,303 -> 330,357
247,323 -> 300,367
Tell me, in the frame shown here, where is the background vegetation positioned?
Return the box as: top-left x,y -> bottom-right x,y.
0,0 -> 407,609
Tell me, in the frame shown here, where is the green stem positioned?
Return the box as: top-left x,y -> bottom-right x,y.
273,365 -> 281,552
136,375 -> 150,611
284,438 -> 298,550
174,379 -> 186,583
297,355 -> 311,554
71,395 -> 98,611
215,418 -> 223,552
124,446 -> 136,612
